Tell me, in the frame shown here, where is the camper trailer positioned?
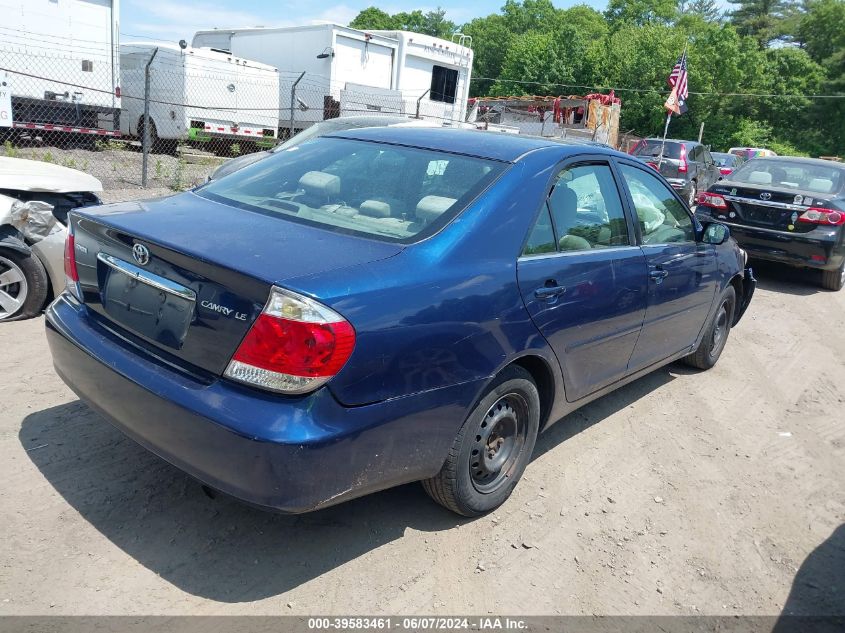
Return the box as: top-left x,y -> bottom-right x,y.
0,0 -> 121,137
120,43 -> 280,151
191,24 -> 473,133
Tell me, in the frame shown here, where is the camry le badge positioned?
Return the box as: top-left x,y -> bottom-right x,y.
760,192 -> 772,201
132,243 -> 150,266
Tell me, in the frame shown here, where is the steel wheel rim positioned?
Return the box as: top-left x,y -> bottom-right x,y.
0,255 -> 28,320
470,393 -> 529,494
710,302 -> 729,355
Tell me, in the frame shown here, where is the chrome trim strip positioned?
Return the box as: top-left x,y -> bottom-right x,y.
724,195 -> 805,212
97,253 -> 197,302
717,220 -> 807,236
518,245 -> 640,262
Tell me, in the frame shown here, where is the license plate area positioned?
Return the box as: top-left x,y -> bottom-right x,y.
98,253 -> 196,350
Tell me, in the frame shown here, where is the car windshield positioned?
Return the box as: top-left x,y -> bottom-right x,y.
730,159 -> 844,194
198,137 -> 504,243
632,140 -> 682,159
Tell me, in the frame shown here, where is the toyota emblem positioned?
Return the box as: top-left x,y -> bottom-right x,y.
760,192 -> 772,201
132,243 -> 150,266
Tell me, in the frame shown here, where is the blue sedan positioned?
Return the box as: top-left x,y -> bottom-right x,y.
46,128 -> 755,516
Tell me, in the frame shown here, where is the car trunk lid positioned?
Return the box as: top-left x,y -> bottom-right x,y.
712,184 -> 834,233
69,193 -> 402,376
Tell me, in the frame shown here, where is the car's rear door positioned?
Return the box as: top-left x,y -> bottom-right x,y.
516,158 -> 648,402
616,160 -> 719,371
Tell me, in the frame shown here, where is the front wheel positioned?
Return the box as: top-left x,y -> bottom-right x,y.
422,366 -> 540,517
683,286 -> 736,370
820,263 -> 845,291
0,248 -> 50,322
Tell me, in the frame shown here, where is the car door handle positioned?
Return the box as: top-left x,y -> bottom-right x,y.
649,269 -> 669,282
534,285 -> 566,300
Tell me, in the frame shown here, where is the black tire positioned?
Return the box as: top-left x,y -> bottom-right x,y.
820,263 -> 845,291
683,285 -> 736,370
422,366 -> 540,517
687,181 -> 698,209
0,247 -> 50,322
138,118 -> 176,155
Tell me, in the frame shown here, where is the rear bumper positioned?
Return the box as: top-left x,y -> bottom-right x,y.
45,295 -> 481,513
719,222 -> 844,271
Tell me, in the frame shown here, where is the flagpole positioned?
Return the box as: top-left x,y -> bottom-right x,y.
659,112 -> 672,167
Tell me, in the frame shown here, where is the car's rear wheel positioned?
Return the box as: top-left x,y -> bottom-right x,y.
422,366 -> 540,517
820,263 -> 845,291
687,181 -> 698,208
0,248 -> 49,322
683,286 -> 736,370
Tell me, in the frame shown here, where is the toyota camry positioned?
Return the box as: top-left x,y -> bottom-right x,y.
46,128 -> 755,516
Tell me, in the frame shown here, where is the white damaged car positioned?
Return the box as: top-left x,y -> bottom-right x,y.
0,157 -> 102,322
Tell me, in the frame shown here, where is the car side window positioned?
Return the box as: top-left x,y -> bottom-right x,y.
522,206 -> 556,256
619,164 -> 695,245
546,163 -> 630,252
702,148 -> 714,165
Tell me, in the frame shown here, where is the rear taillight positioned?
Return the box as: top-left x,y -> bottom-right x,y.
224,287 -> 355,394
63,228 -> 82,300
698,192 -> 728,210
798,207 -> 845,226
679,144 -> 688,173
719,167 -> 732,176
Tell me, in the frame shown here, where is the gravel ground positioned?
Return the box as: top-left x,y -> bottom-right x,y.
0,221 -> 843,615
1,139 -> 233,192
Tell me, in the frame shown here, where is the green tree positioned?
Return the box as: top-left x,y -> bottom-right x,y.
726,0 -> 794,47
680,0 -> 723,21
501,0 -> 561,34
349,6 -> 455,38
462,14 -> 514,95
349,7 -> 397,31
604,0 -> 680,26
491,26 -> 593,96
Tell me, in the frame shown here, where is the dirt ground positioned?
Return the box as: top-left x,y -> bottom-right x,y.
0,260 -> 843,617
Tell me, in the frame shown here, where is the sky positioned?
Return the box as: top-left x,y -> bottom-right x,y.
120,0 -> 609,44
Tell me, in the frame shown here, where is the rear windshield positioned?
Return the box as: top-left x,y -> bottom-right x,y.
712,153 -> 737,167
198,137 -> 504,243
632,140 -> 682,159
730,159 -> 844,194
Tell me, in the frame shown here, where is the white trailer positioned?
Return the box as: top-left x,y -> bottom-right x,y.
191,24 -> 473,132
119,43 -> 280,150
370,30 -> 473,124
0,0 -> 121,136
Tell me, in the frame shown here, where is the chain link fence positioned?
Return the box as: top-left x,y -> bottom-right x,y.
1,40 -> 478,195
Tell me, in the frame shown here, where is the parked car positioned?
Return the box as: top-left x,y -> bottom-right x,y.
728,147 -> 777,160
209,115 -> 443,181
711,152 -> 746,177
630,138 -> 722,207
46,128 -> 754,517
0,157 -> 102,322
698,156 -> 845,291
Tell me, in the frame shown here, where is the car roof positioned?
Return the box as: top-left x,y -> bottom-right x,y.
641,138 -> 700,145
327,127 -> 619,163
745,156 -> 845,170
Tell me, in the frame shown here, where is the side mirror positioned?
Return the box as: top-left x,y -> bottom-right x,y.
702,222 -> 730,245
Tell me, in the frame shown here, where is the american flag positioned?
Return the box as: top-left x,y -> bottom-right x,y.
668,50 -> 689,103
